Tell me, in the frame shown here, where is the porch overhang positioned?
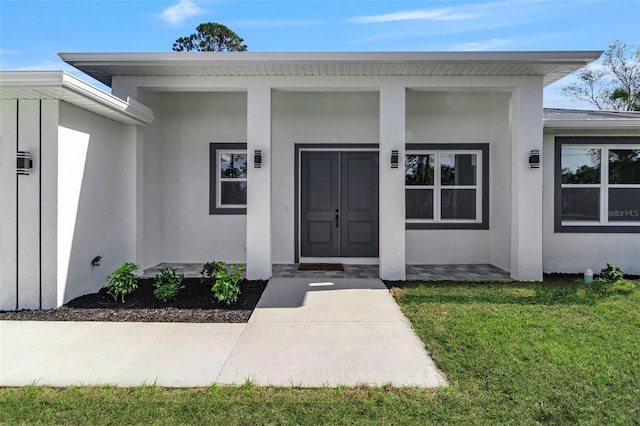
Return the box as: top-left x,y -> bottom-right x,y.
59,51 -> 602,88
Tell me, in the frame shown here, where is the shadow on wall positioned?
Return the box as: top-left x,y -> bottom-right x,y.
58,112 -> 136,305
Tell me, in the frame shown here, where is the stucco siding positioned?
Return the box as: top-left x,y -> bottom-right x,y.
146,91 -> 248,264
58,101 -> 137,304
405,91 -> 511,266
542,134 -> 640,275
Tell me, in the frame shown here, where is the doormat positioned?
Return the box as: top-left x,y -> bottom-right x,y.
297,263 -> 345,271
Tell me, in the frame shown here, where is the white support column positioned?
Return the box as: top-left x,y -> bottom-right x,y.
510,80 -> 544,281
379,84 -> 406,280
134,126 -> 145,269
246,86 -> 272,279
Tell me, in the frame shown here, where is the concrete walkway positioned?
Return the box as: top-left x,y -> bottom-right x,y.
0,278 -> 447,388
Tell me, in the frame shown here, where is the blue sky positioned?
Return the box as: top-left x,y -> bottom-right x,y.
1,0 -> 639,108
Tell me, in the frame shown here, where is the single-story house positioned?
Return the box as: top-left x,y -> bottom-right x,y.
1,51 -> 639,311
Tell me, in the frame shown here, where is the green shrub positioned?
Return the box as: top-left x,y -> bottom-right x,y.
201,261 -> 226,285
106,262 -> 140,303
599,263 -> 624,283
201,261 -> 244,305
593,264 -> 636,295
153,267 -> 185,302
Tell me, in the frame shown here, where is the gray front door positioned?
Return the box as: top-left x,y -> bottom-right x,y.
301,151 -> 379,257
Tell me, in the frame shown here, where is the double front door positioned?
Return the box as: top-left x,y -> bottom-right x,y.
301,151 -> 379,257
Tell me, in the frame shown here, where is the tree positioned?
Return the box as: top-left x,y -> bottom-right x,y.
172,22 -> 248,52
562,41 -> 640,111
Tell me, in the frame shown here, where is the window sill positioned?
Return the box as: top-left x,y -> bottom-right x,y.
210,207 -> 247,215
555,224 -> 640,233
406,222 -> 489,230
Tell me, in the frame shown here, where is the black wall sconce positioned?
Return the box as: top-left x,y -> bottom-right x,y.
254,150 -> 262,168
529,150 -> 540,168
390,150 -> 399,168
16,151 -> 33,175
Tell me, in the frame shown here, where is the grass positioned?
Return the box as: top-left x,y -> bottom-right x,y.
1,277 -> 638,425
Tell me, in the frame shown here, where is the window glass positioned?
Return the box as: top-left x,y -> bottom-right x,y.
406,189 -> 433,219
441,189 -> 476,219
221,182 -> 247,205
405,154 -> 434,185
561,148 -> 601,184
561,188 -> 600,221
220,153 -> 247,178
608,188 -> 640,221
609,149 -> 640,184
441,154 -> 477,185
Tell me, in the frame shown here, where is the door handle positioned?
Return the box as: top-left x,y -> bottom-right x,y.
335,209 -> 339,228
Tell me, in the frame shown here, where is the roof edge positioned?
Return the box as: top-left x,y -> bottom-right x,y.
59,50 -> 603,65
0,71 -> 154,125
544,119 -> 640,128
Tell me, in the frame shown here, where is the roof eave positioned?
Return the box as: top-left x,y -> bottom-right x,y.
544,119 -> 640,129
59,51 -> 603,88
0,71 -> 154,125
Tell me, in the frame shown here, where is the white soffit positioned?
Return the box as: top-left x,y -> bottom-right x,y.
0,71 -> 154,125
59,51 -> 603,88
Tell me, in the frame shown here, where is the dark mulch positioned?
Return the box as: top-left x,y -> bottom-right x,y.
0,278 -> 268,323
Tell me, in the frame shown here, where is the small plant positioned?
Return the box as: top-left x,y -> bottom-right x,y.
594,263 -> 636,295
599,263 -> 624,283
106,262 -> 140,303
153,267 -> 185,302
201,261 -> 244,305
212,264 -> 244,305
201,261 -> 226,284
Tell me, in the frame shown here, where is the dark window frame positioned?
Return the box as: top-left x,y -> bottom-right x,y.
405,143 -> 489,230
209,143 -> 247,215
554,137 -> 640,233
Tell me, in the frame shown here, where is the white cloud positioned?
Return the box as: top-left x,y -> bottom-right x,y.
158,0 -> 204,25
454,38 -> 512,51
347,8 -> 474,24
0,48 -> 20,56
236,19 -> 324,28
8,59 -> 64,71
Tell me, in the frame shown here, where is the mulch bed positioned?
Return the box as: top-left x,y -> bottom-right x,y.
0,278 -> 268,323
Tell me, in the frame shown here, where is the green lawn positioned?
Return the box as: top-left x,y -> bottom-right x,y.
1,278 -> 639,425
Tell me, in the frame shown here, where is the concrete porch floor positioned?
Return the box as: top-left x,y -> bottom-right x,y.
142,263 -> 511,281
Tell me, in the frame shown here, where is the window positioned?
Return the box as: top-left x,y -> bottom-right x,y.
405,144 -> 489,229
555,137 -> 640,232
209,143 -> 247,214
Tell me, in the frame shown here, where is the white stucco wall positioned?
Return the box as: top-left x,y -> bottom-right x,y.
404,91 -> 511,266
542,134 -> 640,275
144,91 -> 248,264
271,91 -> 380,263
58,102 -> 137,304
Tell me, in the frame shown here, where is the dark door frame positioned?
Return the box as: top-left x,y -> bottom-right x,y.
294,143 -> 379,263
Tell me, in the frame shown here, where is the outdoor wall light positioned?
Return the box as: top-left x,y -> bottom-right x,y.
529,149 -> 540,168
254,149 -> 262,168
391,150 -> 399,168
16,151 -> 33,175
